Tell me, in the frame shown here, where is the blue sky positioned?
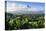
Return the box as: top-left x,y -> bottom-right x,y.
16,2 -> 44,10
6,1 -> 45,12
5,0 -> 44,2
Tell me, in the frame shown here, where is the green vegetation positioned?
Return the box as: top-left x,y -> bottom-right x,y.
5,13 -> 45,30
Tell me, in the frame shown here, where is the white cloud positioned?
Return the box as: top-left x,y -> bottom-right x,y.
7,3 -> 28,12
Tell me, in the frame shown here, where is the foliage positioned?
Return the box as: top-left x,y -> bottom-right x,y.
5,13 -> 45,30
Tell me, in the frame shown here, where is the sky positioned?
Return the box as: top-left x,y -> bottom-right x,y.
5,0 -> 44,2
6,1 -> 45,12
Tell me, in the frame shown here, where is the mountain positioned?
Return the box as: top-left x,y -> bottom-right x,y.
7,10 -> 44,14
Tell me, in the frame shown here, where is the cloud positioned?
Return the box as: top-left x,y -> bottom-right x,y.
6,1 -> 44,13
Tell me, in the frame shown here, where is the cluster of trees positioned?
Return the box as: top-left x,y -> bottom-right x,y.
5,13 -> 45,30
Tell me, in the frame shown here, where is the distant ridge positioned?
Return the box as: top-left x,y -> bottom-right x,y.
6,10 -> 44,15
